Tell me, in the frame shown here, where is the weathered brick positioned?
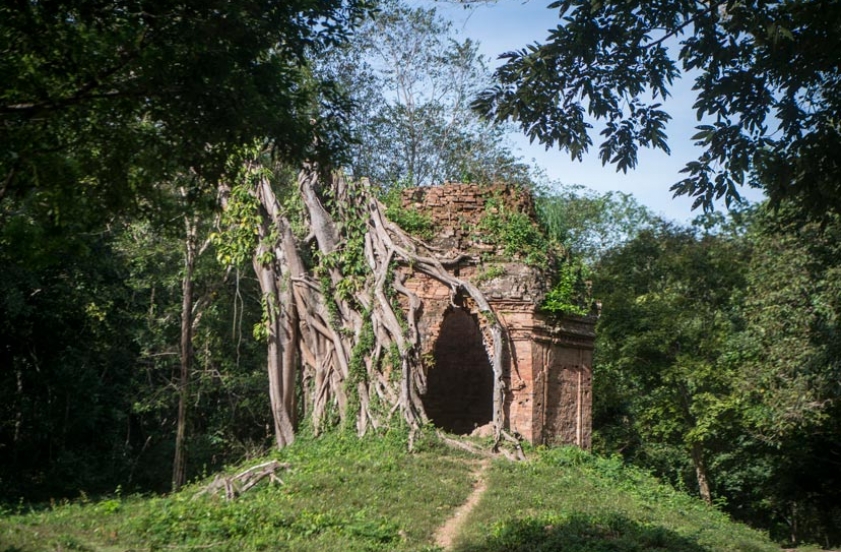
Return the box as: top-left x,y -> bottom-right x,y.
400,183 -> 595,449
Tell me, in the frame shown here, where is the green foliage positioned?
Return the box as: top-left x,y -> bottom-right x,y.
732,210 -> 841,441
316,180 -> 374,310
479,197 -> 550,268
541,258 -> 591,317
319,274 -> 342,329
473,265 -> 506,285
118,207 -> 272,488
720,209 -> 841,545
0,168 -> 272,499
536,184 -> 656,263
345,315 -> 375,427
590,220 -> 749,507
591,207 -> 841,546
476,193 -> 595,316
0,432 -> 477,552
1,0 -> 373,500
473,0 -> 841,220
380,184 -> 434,240
212,181 -> 265,268
1,0 -> 373,215
253,293 -> 278,342
0,209 -> 141,499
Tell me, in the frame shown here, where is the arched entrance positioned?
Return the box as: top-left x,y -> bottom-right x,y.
422,308 -> 493,434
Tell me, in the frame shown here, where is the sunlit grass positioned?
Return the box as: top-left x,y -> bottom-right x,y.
0,435 -> 800,552
454,447 -> 780,552
1,429 -> 475,552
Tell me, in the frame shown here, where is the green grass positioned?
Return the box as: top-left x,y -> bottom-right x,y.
454,447 -> 780,552
0,434 -> 806,552
0,430 -> 475,552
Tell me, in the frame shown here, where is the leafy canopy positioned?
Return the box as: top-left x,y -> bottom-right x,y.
1,0 -> 372,210
473,0 -> 841,220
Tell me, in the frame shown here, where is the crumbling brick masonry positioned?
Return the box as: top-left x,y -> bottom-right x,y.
400,183 -> 595,448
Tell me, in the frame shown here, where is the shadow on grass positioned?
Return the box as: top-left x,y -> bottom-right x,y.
455,512 -> 715,552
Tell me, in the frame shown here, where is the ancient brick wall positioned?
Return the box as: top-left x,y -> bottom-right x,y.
533,318 -> 594,448
399,183 -> 595,448
401,183 -> 536,253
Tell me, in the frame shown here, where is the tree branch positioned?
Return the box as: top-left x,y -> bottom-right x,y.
644,0 -> 727,52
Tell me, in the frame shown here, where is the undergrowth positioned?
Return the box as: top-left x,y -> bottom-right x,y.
380,185 -> 434,240
454,447 -> 791,552
0,430 -> 473,552
540,258 -> 592,318
0,436 -> 807,552
478,197 -> 550,268
477,196 -> 592,316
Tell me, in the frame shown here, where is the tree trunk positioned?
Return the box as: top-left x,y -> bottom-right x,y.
13,368 -> 22,445
252,247 -> 296,448
691,441 -> 713,505
173,214 -> 197,491
252,185 -> 297,447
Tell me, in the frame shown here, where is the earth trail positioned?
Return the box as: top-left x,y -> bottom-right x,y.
433,458 -> 491,550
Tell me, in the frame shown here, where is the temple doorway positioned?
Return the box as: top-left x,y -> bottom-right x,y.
422,308 -> 493,434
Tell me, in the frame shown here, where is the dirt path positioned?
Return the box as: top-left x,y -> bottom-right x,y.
433,459 -> 490,550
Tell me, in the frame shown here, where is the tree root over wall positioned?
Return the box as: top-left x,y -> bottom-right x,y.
219,158 -> 513,451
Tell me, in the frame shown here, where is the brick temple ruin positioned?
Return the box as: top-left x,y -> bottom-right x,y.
400,183 -> 596,449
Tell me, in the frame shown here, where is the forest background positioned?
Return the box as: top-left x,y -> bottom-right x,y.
1,0 -> 840,548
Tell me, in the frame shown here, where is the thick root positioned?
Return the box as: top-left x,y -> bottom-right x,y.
194,460 -> 290,501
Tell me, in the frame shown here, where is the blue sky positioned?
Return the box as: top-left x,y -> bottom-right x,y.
425,0 -> 766,224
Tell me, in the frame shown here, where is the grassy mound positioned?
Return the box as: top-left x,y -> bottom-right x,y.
0,432 -> 796,552
455,446 -> 779,552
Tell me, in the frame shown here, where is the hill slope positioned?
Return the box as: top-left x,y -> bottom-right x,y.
0,432 -> 787,552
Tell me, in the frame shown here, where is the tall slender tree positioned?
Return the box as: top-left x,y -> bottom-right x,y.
322,1 -> 531,188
